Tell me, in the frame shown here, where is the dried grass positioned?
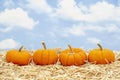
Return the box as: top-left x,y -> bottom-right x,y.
0,50 -> 120,80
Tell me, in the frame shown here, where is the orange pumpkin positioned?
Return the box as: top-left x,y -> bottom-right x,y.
6,46 -> 32,65
59,44 -> 87,66
33,42 -> 58,65
88,44 -> 115,64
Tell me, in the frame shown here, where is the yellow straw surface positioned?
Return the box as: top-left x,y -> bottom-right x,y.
0,50 -> 120,80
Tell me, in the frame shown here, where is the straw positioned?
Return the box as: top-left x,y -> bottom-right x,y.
0,50 -> 120,80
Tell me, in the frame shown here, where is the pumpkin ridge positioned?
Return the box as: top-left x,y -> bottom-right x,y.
66,54 -> 71,66
78,53 -> 83,65
67,45 -> 74,66
60,53 -> 67,66
41,50 -> 44,65
100,47 -> 108,64
47,50 -> 50,65
99,50 -> 103,64
103,50 -> 109,64
39,50 -> 42,65
98,44 -> 104,64
73,53 -> 75,65
65,52 -> 69,66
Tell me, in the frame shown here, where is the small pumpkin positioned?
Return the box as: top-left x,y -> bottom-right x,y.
6,46 -> 32,65
33,42 -> 58,65
88,43 -> 115,64
59,44 -> 87,66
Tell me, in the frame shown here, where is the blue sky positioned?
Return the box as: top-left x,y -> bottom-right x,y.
0,0 -> 120,50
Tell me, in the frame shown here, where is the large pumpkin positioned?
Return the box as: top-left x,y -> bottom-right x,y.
33,42 -> 58,65
59,44 -> 87,66
88,44 -> 115,64
6,46 -> 32,65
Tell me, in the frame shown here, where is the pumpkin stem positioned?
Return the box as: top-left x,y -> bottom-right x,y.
19,45 -> 24,52
97,43 -> 103,51
68,44 -> 73,53
42,42 -> 47,50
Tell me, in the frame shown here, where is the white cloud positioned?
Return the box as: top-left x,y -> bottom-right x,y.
27,0 -> 52,13
107,24 -> 120,33
64,25 -> 86,36
53,0 -> 120,22
0,8 -> 38,32
87,37 -> 101,44
53,0 -> 84,20
0,39 -> 20,49
0,27 -> 13,32
85,1 -> 120,22
60,23 -> 120,37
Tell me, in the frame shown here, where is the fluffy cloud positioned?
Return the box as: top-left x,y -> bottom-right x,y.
85,1 -> 120,22
0,39 -> 20,49
0,8 -> 38,32
87,37 -> 101,44
53,0 -> 84,20
107,24 -> 120,33
27,0 -> 52,13
53,0 -> 120,22
63,25 -> 86,36
61,24 -> 120,37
